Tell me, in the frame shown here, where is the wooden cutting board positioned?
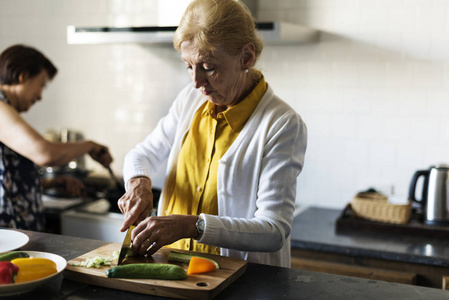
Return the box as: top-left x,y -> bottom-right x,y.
64,243 -> 247,299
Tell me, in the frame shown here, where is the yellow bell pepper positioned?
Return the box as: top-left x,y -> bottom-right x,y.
10,257 -> 57,283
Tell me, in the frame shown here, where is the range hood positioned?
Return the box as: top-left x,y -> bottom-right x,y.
67,22 -> 318,45
66,0 -> 318,45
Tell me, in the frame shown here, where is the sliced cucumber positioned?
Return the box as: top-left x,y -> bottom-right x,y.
167,251 -> 220,269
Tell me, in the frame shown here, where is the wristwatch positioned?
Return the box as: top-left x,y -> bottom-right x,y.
195,215 -> 205,240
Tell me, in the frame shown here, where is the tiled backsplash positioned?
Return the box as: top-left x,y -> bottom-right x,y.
1,0 -> 449,208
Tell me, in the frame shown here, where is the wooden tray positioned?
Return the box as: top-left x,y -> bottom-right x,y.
336,204 -> 449,239
64,243 -> 247,300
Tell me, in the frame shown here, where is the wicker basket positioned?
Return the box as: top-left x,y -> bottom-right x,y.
351,192 -> 411,224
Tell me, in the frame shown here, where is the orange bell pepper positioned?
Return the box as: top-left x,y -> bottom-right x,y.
10,257 -> 57,283
187,256 -> 217,275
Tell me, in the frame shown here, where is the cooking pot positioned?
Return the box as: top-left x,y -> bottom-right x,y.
42,128 -> 88,192
409,164 -> 449,225
44,128 -> 86,171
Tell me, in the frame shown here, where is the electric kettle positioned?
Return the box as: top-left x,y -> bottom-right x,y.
409,164 -> 449,225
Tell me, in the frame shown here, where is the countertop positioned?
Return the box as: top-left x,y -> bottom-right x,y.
3,229 -> 449,299
290,206 -> 449,267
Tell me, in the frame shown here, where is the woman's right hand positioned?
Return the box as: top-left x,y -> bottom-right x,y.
88,142 -> 113,167
118,176 -> 153,232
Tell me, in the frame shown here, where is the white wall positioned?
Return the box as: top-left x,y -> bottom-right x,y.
1,0 -> 448,209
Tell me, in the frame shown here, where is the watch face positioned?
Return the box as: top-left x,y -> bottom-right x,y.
196,218 -> 205,233
195,217 -> 205,240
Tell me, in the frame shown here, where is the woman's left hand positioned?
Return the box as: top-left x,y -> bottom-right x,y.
131,214 -> 198,256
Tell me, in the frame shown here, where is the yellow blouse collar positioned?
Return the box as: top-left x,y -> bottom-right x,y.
205,72 -> 267,132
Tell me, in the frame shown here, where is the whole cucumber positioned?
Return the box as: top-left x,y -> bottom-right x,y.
0,251 -> 29,262
106,263 -> 187,280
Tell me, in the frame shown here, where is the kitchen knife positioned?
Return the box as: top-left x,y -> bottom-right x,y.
117,225 -> 135,266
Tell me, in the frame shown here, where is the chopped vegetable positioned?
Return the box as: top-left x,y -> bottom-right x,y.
126,248 -> 135,257
72,252 -> 119,268
0,261 -> 19,284
112,251 -> 120,260
11,257 -> 57,283
187,256 -> 217,275
73,256 -> 113,268
167,251 -> 220,269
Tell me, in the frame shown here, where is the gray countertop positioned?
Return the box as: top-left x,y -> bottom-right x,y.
291,206 -> 449,267
1,228 -> 449,299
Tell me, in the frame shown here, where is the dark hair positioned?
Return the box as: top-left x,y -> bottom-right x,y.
0,44 -> 57,85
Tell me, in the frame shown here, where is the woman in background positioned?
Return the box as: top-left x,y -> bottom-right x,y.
0,44 -> 113,231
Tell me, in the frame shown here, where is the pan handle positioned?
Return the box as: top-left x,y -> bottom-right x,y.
107,166 -> 126,194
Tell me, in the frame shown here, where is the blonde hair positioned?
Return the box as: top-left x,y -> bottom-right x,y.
173,0 -> 264,62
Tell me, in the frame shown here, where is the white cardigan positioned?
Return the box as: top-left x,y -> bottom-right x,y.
123,84 -> 307,267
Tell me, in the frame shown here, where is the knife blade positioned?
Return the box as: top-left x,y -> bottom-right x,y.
117,225 -> 135,265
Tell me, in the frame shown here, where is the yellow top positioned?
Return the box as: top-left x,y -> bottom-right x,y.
165,74 -> 267,254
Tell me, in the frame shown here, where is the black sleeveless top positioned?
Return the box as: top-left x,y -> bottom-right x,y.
0,90 -> 45,231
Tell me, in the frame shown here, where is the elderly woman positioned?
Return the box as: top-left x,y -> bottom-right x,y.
119,0 -> 307,267
0,44 -> 113,231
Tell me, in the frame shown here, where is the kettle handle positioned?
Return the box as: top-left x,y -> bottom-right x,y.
408,170 -> 429,205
